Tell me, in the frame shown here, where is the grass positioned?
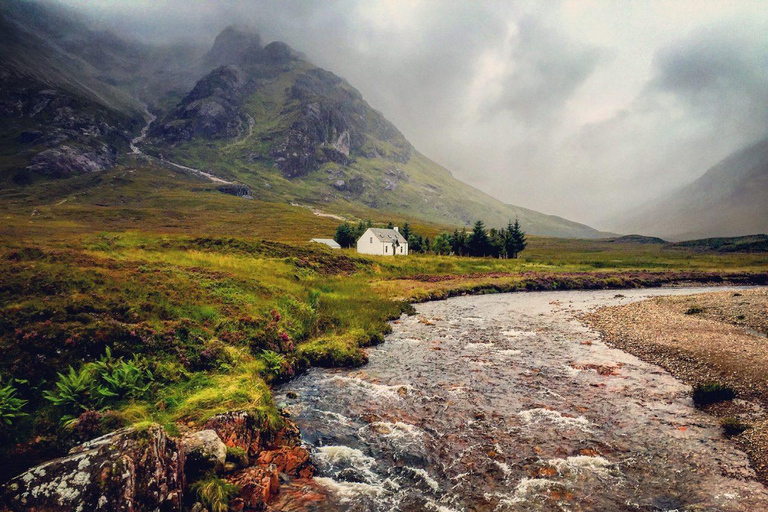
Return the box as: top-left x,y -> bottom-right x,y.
0,164 -> 766,480
692,382 -> 737,407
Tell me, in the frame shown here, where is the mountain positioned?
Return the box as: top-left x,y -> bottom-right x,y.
612,138 -> 768,240
0,3 -> 607,238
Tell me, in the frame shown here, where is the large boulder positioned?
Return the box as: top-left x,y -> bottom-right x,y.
183,430 -> 227,478
0,426 -> 184,512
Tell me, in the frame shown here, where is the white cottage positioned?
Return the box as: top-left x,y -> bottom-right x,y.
357,227 -> 408,256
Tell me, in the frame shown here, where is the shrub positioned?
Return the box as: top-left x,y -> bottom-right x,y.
721,417 -> 749,437
0,380 -> 27,427
259,350 -> 286,380
190,474 -> 240,512
692,382 -> 736,406
685,306 -> 704,315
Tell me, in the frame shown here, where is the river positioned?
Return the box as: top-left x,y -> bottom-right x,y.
274,286 -> 768,512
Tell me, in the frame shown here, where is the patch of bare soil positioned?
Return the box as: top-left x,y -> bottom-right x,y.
583,288 -> 768,483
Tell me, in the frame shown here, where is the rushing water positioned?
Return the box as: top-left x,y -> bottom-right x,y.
274,287 -> 768,511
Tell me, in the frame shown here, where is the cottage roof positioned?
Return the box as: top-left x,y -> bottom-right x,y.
310,238 -> 342,249
366,228 -> 408,244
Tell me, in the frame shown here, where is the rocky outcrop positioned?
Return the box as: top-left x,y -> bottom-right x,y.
1,414 -> 314,512
271,67 -> 412,178
218,183 -> 253,199
183,430 -> 227,479
0,426 -> 184,512
26,144 -> 117,177
204,411 -> 267,457
151,66 -> 251,144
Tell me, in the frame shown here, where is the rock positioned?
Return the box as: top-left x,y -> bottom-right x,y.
332,179 -> 346,191
256,446 -> 313,478
26,144 -> 117,177
0,426 -> 184,512
218,184 -> 253,199
228,466 -> 280,511
204,411 -> 266,457
183,430 -> 227,478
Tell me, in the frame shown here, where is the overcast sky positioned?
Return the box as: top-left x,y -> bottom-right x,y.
58,0 -> 768,228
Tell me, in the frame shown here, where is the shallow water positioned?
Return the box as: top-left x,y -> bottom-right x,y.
274,287 -> 768,511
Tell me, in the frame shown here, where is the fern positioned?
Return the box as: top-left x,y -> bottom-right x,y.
43,366 -> 97,412
0,380 -> 27,427
260,350 -> 285,379
44,348 -> 154,419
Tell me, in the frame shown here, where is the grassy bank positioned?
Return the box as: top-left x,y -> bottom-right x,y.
0,224 -> 766,481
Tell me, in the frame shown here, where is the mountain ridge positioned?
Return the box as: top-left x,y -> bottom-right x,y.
0,5 -> 609,238
612,137 -> 768,240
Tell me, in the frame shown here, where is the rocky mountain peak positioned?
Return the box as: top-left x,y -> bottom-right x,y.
205,25 -> 263,68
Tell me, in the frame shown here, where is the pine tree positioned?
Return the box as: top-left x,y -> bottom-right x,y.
509,218 -> 527,258
468,220 -> 490,257
387,221 -> 394,229
401,222 -> 412,241
432,234 -> 451,255
334,223 -> 356,248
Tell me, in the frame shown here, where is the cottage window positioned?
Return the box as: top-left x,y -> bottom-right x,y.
385,246 -> 388,253
370,237 -> 373,243
400,247 -> 403,253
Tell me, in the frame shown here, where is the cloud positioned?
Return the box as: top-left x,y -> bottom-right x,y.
50,0 -> 768,228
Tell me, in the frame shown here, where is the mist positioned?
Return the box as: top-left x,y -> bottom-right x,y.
55,0 -> 768,229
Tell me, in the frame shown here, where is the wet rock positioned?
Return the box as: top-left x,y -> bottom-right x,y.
0,426 -> 184,512
204,411 -> 267,457
228,466 -> 280,511
183,429 -> 227,478
256,446 -> 313,478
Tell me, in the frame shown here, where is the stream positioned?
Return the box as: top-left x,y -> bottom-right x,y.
274,286 -> 768,512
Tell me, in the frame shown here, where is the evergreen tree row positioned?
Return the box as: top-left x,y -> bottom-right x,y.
334,219 -> 526,258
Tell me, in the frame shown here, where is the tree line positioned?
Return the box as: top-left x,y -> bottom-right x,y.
334,219 -> 527,258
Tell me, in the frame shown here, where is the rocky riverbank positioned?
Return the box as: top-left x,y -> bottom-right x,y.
0,411 -> 312,512
583,288 -> 768,483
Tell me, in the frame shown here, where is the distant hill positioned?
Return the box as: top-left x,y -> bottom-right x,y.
0,5 -> 608,238
672,234 -> 768,253
612,138 -> 768,240
603,235 -> 667,244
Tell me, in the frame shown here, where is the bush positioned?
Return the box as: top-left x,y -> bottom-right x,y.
692,382 -> 736,406
685,306 -> 704,315
0,380 -> 27,427
721,417 -> 749,437
190,474 -> 240,512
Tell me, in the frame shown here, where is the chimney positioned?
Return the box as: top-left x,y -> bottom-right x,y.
393,227 -> 399,233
